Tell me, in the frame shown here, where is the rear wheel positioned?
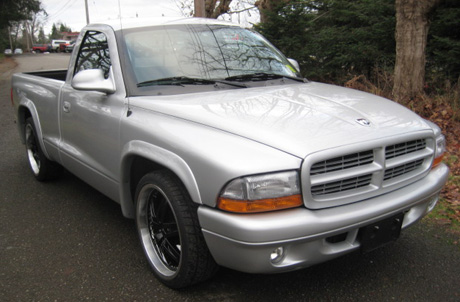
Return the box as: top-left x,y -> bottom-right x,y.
135,171 -> 217,288
25,118 -> 60,181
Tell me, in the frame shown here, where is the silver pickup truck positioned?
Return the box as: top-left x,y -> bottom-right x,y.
11,18 -> 449,288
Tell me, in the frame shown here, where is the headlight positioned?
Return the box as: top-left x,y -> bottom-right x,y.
217,171 -> 302,213
432,134 -> 446,168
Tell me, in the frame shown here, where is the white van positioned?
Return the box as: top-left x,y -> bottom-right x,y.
51,40 -> 70,52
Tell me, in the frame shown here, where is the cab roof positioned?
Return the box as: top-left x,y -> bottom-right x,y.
87,17 -> 240,32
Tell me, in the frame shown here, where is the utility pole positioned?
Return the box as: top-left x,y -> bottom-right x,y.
194,0 -> 206,17
85,0 -> 90,24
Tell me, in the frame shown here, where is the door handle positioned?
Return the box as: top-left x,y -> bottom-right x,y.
63,101 -> 71,113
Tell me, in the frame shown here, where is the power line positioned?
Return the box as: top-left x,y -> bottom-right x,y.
47,0 -> 80,20
47,0 -> 74,16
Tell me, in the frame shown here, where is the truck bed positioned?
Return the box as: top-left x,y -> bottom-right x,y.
25,69 -> 67,81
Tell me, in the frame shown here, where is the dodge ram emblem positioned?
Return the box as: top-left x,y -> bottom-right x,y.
356,118 -> 371,126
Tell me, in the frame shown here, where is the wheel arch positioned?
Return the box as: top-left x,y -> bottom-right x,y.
17,105 -> 32,144
17,101 -> 50,159
120,140 -> 202,219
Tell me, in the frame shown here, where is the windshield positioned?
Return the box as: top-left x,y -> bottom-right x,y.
121,24 -> 301,94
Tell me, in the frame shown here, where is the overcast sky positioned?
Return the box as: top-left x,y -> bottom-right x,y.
40,0 -> 259,34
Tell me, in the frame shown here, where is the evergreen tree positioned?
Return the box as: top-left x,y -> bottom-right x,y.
59,23 -> 72,33
49,23 -> 60,40
427,0 -> 460,85
0,0 -> 42,50
48,23 -> 72,42
256,0 -> 395,84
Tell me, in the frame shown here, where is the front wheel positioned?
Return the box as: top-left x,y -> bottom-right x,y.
135,171 -> 217,288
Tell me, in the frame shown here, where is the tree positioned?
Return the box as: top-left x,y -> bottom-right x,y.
205,0 -> 233,18
177,0 -> 257,19
27,9 -> 48,43
256,0 -> 396,83
255,0 -> 291,23
48,23 -> 72,42
59,23 -> 72,33
0,0 -> 41,30
392,0 -> 443,101
49,23 -> 60,40
427,0 -> 460,86
177,0 -> 232,17
37,27 -> 46,44
1,0 -> 46,51
21,23 -> 33,51
253,0 -> 458,100
7,22 -> 22,50
194,0 -> 206,16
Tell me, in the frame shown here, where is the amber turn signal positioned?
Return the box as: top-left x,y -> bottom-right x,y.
217,194 -> 303,213
432,154 -> 444,169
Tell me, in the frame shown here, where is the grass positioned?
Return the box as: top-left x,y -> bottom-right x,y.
426,201 -> 460,246
428,199 -> 460,229
426,154 -> 460,238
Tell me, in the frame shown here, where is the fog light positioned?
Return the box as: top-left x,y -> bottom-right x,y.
270,247 -> 284,264
427,194 -> 439,213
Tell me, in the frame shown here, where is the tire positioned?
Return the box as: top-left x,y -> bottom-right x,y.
25,118 -> 61,181
135,171 -> 218,288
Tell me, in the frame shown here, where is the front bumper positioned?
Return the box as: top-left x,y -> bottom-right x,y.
198,164 -> 449,273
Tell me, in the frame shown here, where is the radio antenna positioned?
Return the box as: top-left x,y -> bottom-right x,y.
117,0 -> 132,116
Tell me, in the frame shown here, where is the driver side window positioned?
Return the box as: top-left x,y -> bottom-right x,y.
75,31 -> 111,78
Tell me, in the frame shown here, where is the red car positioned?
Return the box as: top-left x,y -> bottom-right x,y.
32,44 -> 50,53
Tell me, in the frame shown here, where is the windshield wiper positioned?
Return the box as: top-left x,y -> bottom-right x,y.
137,76 -> 247,88
212,79 -> 248,88
225,72 -> 306,83
137,76 -> 206,87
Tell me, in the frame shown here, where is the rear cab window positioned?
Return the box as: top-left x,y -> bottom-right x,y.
74,31 -> 112,79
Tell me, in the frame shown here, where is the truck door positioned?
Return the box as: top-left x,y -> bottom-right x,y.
59,30 -> 126,201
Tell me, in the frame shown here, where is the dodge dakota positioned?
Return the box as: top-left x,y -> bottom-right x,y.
11,18 -> 449,288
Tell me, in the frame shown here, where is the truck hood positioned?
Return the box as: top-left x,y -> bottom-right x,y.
129,82 -> 432,158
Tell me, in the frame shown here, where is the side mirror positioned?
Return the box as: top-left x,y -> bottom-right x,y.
71,68 -> 116,94
288,58 -> 301,73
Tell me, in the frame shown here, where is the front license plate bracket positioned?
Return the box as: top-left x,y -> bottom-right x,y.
359,213 -> 404,254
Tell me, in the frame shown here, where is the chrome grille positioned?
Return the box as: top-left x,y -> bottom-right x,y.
311,174 -> 372,196
310,150 -> 374,175
383,159 -> 424,181
385,139 -> 426,159
304,134 -> 435,209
